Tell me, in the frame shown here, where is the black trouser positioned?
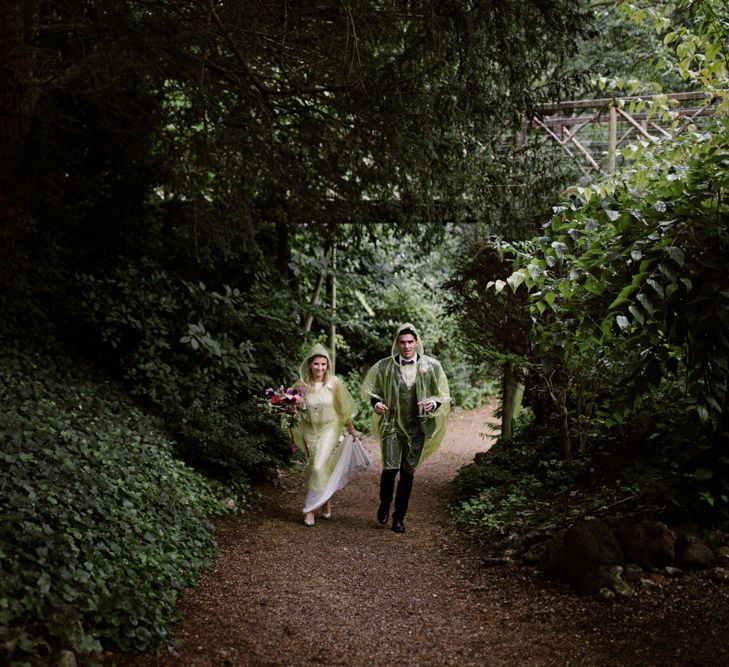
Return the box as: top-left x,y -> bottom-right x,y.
379,468 -> 414,522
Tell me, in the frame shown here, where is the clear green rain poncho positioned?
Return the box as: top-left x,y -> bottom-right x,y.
361,323 -> 451,471
292,343 -> 368,512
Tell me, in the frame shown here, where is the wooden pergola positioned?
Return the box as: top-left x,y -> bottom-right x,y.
526,91 -> 718,175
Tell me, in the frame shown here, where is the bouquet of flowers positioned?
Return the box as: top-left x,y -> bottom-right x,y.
263,385 -> 308,455
263,385 -> 307,427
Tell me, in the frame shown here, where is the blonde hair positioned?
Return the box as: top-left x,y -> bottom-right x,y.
305,354 -> 330,385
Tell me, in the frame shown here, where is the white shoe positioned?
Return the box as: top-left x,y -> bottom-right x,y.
321,502 -> 332,519
303,512 -> 315,526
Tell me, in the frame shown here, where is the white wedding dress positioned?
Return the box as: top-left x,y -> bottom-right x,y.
303,434 -> 371,513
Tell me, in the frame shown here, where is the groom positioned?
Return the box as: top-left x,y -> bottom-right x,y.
361,323 -> 450,533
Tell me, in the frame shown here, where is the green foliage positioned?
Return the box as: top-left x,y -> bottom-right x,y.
72,259 -> 300,479
340,369 -> 371,435
446,242 -> 533,370
450,0 -> 728,519
495,112 -> 728,448
294,226 -> 497,410
451,431 -> 588,549
3,0 -> 595,297
577,1 -> 685,95
0,341 -> 239,664
146,0 -> 592,241
450,422 -> 701,554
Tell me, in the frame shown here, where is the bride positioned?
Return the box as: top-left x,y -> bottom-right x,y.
292,344 -> 370,526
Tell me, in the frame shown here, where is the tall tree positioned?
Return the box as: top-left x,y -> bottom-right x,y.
1,0 -> 593,287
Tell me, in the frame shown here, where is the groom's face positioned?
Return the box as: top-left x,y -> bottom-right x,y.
397,334 -> 417,360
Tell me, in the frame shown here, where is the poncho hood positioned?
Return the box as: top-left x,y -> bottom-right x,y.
299,343 -> 333,385
390,322 -> 425,361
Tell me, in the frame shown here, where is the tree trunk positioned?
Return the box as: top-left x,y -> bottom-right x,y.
500,366 -> 519,440
304,248 -> 332,333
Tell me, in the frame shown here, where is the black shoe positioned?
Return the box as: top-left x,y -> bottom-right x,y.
392,519 -> 405,533
377,504 -> 389,525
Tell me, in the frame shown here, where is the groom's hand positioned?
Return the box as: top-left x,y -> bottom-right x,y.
374,401 -> 389,414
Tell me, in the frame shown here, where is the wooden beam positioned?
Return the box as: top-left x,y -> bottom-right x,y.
617,125 -> 636,146
563,126 -> 602,172
538,91 -> 708,114
532,118 -> 576,158
674,102 -> 717,137
617,108 -> 657,142
535,106 -> 715,128
648,121 -> 672,139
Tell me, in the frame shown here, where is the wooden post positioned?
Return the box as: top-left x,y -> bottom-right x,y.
608,106 -> 617,174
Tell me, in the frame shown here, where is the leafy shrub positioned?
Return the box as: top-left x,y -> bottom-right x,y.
71,259 -> 298,480
451,413 -> 715,556
0,343 -> 239,664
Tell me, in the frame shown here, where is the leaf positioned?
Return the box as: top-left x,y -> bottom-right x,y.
616,315 -> 630,330
494,280 -> 507,293
707,395 -> 723,413
646,279 -> 665,298
658,263 -> 678,282
666,246 -> 685,267
527,264 -> 544,280
608,283 -> 639,310
628,208 -> 645,222
506,271 -> 527,292
628,305 -> 644,325
550,242 -> 568,259
636,293 -> 656,314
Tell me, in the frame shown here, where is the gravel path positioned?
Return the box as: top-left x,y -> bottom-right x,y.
122,403 -> 729,666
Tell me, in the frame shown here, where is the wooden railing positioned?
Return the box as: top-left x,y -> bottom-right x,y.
526,91 -> 718,175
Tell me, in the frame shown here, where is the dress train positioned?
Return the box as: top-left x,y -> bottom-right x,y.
303,435 -> 371,513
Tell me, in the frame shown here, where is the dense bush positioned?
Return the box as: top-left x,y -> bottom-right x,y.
451,418 -> 698,556
0,339 -> 239,664
70,259 -> 299,480
450,2 -> 728,519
